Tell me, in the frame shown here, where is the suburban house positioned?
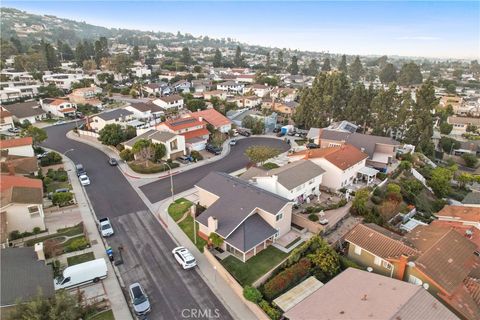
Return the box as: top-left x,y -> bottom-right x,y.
0,137 -> 34,157
243,84 -> 271,97
289,144 -> 371,190
172,80 -> 191,92
1,155 -> 38,175
0,108 -> 14,131
1,101 -> 47,124
195,172 -> 293,262
216,81 -> 245,93
235,74 -> 255,83
272,101 -> 299,116
203,90 -> 227,101
153,94 -> 184,110
42,73 -> 88,90
462,193 -> 480,208
1,247 -> 54,309
125,102 -> 165,120
270,87 -> 297,102
190,108 -> 232,133
309,129 -> 400,172
0,175 -> 45,236
191,79 -> 212,93
448,116 -> 480,135
67,85 -> 103,108
143,83 -> 163,96
40,98 -> 77,118
230,95 -> 262,108
240,160 -> 325,203
327,120 -> 358,133
439,95 -> 464,114
89,108 -> 134,132
0,83 -> 39,103
156,116 -> 209,151
344,223 -> 480,320
227,108 -> 277,132
284,268 -> 458,320
123,129 -> 186,160
435,205 -> 480,226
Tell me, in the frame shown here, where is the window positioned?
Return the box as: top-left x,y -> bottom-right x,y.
354,245 -> 362,255
374,256 -> 382,266
28,205 -> 39,215
408,275 -> 423,285
170,139 -> 178,151
274,228 -> 280,238
276,213 -> 283,221
383,261 -> 392,270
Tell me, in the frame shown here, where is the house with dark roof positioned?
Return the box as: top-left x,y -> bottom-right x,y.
153,94 -> 184,110
463,192 -> 480,208
289,144 -> 371,190
1,155 -> 39,175
89,108 -> 134,132
125,101 -> 165,120
195,172 -> 293,262
123,129 -> 185,160
0,175 -> 45,239
156,116 -> 209,151
1,101 -> 47,124
241,160 -> 325,203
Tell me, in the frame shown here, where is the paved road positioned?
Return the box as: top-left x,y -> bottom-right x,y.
42,123 -> 233,320
140,137 -> 289,203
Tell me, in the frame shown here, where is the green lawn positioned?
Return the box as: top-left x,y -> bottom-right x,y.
25,223 -> 84,246
87,310 -> 114,320
46,181 -> 71,193
295,139 -> 308,146
177,215 -> 207,252
221,246 -> 289,286
168,198 -> 193,222
67,252 -> 95,266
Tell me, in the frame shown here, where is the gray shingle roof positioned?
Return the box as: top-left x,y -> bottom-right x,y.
463,192 -> 480,205
1,247 -> 54,306
123,130 -> 177,148
227,214 -> 277,252
196,172 -> 289,238
2,101 -> 46,119
96,108 -> 133,121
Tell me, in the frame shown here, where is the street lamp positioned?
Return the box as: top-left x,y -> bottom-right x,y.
164,162 -> 175,204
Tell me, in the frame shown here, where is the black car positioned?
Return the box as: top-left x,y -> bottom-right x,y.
306,143 -> 320,149
273,127 -> 281,133
108,158 -> 118,166
206,144 -> 222,155
75,164 -> 86,176
238,130 -> 251,137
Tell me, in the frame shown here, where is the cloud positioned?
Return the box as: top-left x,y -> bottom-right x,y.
396,36 -> 441,41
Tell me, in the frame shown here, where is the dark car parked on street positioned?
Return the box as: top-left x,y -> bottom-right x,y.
206,144 -> 222,155
306,143 -> 320,149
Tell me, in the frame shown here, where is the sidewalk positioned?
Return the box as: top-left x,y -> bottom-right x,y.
149,189 -> 258,320
60,153 -> 133,320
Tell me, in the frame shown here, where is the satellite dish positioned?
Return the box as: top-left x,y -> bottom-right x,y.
367,267 -> 373,272
423,283 -> 430,290
407,261 -> 416,267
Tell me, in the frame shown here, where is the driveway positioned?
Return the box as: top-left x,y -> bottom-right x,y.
42,123 -> 233,320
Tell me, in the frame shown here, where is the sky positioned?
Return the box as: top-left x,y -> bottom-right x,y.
3,1 -> 480,60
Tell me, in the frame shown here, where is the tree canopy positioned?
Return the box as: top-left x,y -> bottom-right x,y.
398,62 -> 423,86
244,145 -> 281,164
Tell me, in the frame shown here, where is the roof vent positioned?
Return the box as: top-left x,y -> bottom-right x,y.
361,294 -> 368,301
367,267 -> 373,272
423,283 -> 430,290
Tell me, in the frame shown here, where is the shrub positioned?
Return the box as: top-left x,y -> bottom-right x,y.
66,237 -> 89,252
116,144 -> 125,152
373,187 -> 385,198
40,152 -> 62,167
263,258 -> 311,300
10,230 -> 21,240
119,149 -> 134,161
387,183 -> 401,194
263,162 -> 280,170
371,195 -> 383,205
243,286 -> 263,303
33,227 -> 41,234
52,192 -> 74,206
258,300 -> 282,320
308,213 -> 319,221
128,162 -> 180,174
462,153 -> 478,168
190,150 -> 203,161
377,172 -> 387,180
399,161 -> 412,170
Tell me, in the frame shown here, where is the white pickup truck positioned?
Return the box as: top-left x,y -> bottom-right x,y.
99,217 -> 114,237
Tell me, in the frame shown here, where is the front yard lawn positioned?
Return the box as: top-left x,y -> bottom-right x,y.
178,215 -> 207,252
67,252 -> 95,266
26,223 -> 84,246
87,309 -> 114,320
168,198 -> 193,222
221,246 -> 288,286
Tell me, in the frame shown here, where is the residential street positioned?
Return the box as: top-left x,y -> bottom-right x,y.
42,122 -> 234,320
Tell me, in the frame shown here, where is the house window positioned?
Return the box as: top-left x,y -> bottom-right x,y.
276,213 -> 283,221
408,275 -> 423,285
354,245 -> 362,255
170,139 -> 178,151
383,261 -> 392,270
28,205 -> 39,215
374,256 -> 382,266
274,228 -> 280,238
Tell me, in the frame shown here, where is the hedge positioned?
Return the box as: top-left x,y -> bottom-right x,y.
258,300 -> 282,320
243,286 -> 262,303
263,258 -> 311,300
128,162 -> 180,174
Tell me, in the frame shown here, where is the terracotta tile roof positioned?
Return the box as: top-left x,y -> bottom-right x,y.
0,175 -> 42,192
59,107 -> 76,113
435,205 -> 480,223
290,144 -> 368,170
0,137 -> 33,149
161,116 -> 205,131
440,279 -> 480,320
429,220 -> 480,251
182,128 -> 210,140
0,109 -> 12,119
190,109 -> 232,128
1,157 -> 38,175
44,98 -> 69,106
345,223 -> 418,260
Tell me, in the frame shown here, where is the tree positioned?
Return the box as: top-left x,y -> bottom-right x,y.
153,143 -> 166,162
52,192 -> 74,206
181,47 -> 192,65
428,167 -> 454,198
439,123 -> 453,135
245,146 -> 281,165
305,59 -> 319,76
74,41 -> 88,65
208,232 -> 224,248
307,239 -> 340,277
132,139 -> 153,161
213,49 -> 222,67
41,41 -> 59,70
439,136 -> 460,153
241,115 -> 265,134
59,42 -> 74,61
109,53 -> 133,74
462,153 -> 478,168
243,286 -> 262,303
466,124 -> 478,133
132,45 -> 140,60
277,50 -> 285,70
348,56 -> 364,81
289,55 -> 299,75
38,83 -> 64,98
321,58 -> 331,72
120,149 -> 134,161
351,188 -> 370,216
338,54 -> 347,73
98,124 -> 126,146
398,62 -> 423,86
265,52 -> 271,71
94,37 -> 109,67
21,126 -> 47,145
234,45 -> 243,67
379,63 -> 397,84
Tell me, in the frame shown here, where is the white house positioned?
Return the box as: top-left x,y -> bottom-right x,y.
243,84 -> 271,98
130,66 -> 152,78
217,81 -> 245,93
230,96 -> 262,108
125,102 -> 165,120
153,94 -> 184,110
42,73 -> 89,90
123,129 -> 186,160
172,80 -> 191,92
241,160 -> 325,203
89,108 -> 134,132
2,101 -> 47,124
289,144 -> 370,191
203,90 -> 227,101
0,108 -> 14,131
0,137 -> 34,157
40,98 -> 77,118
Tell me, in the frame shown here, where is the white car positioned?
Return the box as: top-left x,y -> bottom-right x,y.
99,218 -> 114,237
172,246 -> 197,269
79,174 -> 90,186
229,139 -> 237,146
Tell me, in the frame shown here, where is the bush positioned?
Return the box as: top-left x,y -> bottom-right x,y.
371,195 -> 383,205
47,168 -> 68,182
263,258 -> 311,300
243,286 -> 263,303
462,153 -> 478,168
33,227 -> 41,234
190,150 -> 203,161
377,172 -> 387,181
52,192 -> 74,206
10,230 -> 21,240
116,144 -> 125,152
399,161 -> 412,170
263,162 -> 280,170
373,187 -> 385,198
66,237 -> 89,252
258,300 -> 282,320
119,149 -> 134,161
128,162 -> 180,174
308,213 -> 319,221
40,152 -> 62,166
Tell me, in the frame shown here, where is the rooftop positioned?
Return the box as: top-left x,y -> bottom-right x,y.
95,108 -> 133,121
2,101 -> 46,119
435,205 -> 480,223
290,144 -> 368,170
190,109 -> 232,128
0,137 -> 33,149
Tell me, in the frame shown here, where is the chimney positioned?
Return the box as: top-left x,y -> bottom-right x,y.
361,294 -> 368,301
34,242 -> 45,261
395,254 -> 409,280
207,216 -> 218,233
199,116 -> 203,122
7,163 -> 15,176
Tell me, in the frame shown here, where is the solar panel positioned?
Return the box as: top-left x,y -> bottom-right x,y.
170,118 -> 197,127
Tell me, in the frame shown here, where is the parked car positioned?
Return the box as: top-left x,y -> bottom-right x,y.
75,164 -> 86,176
306,143 -> 320,149
319,219 -> 329,225
99,217 -> 114,237
48,188 -> 70,200
36,152 -> 49,159
176,155 -> 191,164
273,127 -> 281,133
7,127 -> 20,134
229,139 -> 237,146
276,132 -> 285,137
79,174 -> 90,186
55,120 -> 66,126
172,247 -> 197,269
238,130 -> 251,137
206,144 -> 222,155
129,283 -> 151,316
287,130 -> 296,136
54,259 -> 107,290
108,158 -> 118,166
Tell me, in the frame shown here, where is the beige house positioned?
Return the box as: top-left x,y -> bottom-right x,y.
1,176 -> 45,238
123,129 -> 186,160
448,116 -> 480,135
89,108 -> 134,132
195,172 -> 293,262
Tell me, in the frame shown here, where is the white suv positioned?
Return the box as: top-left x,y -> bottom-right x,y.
172,247 -> 197,269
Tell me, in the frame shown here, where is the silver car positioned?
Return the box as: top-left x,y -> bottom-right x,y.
172,246 -> 197,269
129,282 -> 151,316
